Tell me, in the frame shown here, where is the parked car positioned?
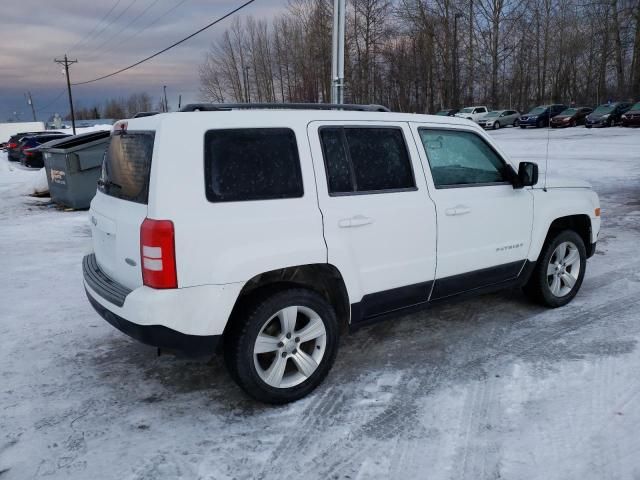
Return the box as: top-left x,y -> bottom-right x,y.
550,107 -> 593,128
434,108 -> 459,116
477,110 -> 521,129
83,104 -> 601,404
621,101 -> 640,127
454,106 -> 489,122
18,133 -> 70,168
585,102 -> 632,128
519,104 -> 568,128
6,131 -> 54,161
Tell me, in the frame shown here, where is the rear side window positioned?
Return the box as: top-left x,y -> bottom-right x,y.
99,131 -> 155,204
319,127 -> 415,194
204,128 -> 303,202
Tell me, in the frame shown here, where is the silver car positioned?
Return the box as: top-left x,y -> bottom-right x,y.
478,110 -> 521,129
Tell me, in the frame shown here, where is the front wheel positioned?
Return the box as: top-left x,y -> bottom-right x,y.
493,122 -> 501,130
524,230 -> 587,308
224,289 -> 339,404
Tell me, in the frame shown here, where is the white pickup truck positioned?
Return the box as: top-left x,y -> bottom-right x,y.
455,105 -> 489,122
83,104 -> 601,403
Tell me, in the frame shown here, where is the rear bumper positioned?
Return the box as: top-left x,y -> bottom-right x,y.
86,288 -> 220,356
83,253 -> 244,355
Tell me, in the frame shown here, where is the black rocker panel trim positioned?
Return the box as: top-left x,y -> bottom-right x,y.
358,281 -> 432,320
430,260 -> 526,300
350,260 -> 532,328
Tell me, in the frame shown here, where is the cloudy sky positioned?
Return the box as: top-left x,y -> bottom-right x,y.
0,0 -> 286,121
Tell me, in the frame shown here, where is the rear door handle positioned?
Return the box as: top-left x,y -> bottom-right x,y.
338,215 -> 374,228
445,205 -> 472,216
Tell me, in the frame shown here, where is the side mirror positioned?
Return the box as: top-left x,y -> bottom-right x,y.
514,162 -> 538,188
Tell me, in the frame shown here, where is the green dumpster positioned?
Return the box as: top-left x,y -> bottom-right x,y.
42,130 -> 110,209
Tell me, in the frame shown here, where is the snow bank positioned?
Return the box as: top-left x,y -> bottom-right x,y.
29,167 -> 49,195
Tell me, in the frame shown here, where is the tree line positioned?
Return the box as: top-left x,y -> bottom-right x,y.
63,92 -> 164,120
199,0 -> 640,112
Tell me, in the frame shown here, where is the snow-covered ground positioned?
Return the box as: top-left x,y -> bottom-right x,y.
1,126 -> 640,480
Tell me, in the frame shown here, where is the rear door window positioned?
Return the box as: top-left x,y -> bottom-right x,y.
204,128 -> 303,202
319,127 -> 415,194
99,131 -> 155,204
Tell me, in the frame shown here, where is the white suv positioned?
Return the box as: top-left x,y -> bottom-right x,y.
83,104 -> 601,404
455,105 -> 489,122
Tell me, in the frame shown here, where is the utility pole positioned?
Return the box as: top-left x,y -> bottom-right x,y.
453,13 -> 462,109
178,94 -> 182,110
25,92 -> 37,121
163,85 -> 169,112
54,55 -> 78,135
244,66 -> 251,103
331,0 -> 345,104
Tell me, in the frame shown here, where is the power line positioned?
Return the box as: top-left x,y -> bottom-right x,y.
78,0 -> 140,56
36,90 -> 67,112
95,0 -> 190,60
72,0 -> 257,86
86,0 -> 163,61
67,0 -> 123,55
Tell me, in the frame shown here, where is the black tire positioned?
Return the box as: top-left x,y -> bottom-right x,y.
520,125 -> 526,129
514,119 -> 520,127
536,119 -> 544,128
524,230 -> 587,308
608,118 -> 614,127
493,121 -> 500,130
570,119 -> 576,127
224,288 -> 339,404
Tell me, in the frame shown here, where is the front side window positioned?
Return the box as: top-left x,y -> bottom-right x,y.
320,127 -> 415,194
204,128 -> 303,202
419,129 -> 511,188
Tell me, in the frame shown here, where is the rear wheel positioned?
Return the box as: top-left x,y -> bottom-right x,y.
224,289 -> 339,404
524,230 -> 586,308
514,119 -> 520,127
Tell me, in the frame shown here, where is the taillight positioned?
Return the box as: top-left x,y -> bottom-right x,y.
8,142 -> 17,149
140,218 -> 177,289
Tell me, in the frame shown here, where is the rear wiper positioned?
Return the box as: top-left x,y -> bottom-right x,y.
97,179 -> 122,191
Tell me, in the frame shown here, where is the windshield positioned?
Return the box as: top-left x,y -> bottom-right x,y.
460,107 -> 474,113
435,110 -> 451,116
99,131 -> 155,204
528,107 -> 547,115
559,108 -> 577,116
594,105 -> 614,114
484,111 -> 500,117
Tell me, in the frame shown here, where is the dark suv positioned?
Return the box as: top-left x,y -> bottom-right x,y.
621,102 -> 640,127
586,102 -> 632,128
519,104 -> 567,128
550,107 -> 593,128
18,133 -> 70,168
6,131 -> 53,161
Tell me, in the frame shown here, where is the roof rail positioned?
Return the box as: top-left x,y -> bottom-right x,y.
179,103 -> 391,113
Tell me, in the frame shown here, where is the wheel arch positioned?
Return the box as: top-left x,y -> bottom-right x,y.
224,264 -> 351,338
537,214 -> 594,259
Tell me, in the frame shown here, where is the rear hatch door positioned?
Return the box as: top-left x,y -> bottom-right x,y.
89,129 -> 155,290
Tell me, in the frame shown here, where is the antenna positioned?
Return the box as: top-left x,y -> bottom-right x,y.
543,100 -> 551,192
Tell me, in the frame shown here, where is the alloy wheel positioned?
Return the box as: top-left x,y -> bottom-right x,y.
546,241 -> 581,297
253,305 -> 327,389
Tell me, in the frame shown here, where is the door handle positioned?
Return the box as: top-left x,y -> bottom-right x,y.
338,215 -> 374,228
445,205 -> 472,216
